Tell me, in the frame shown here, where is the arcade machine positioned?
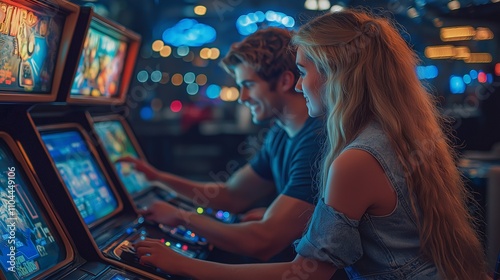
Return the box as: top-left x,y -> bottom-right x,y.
13,5 -> 209,280
58,2 -> 236,234
91,115 -> 237,225
0,133 -> 146,280
0,0 -> 146,279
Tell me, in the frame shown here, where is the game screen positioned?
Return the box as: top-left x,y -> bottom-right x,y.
0,1 -> 64,94
70,23 -> 128,99
0,140 -> 65,279
93,120 -> 150,195
40,130 -> 118,225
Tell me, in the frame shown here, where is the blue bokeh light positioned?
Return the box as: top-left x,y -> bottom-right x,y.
416,65 -> 438,80
487,73 -> 493,84
187,83 -> 199,95
140,107 -> 154,120
206,84 -> 221,99
450,76 -> 465,94
469,70 -> 478,79
463,74 -> 472,84
137,70 -> 149,83
162,19 -> 216,47
236,10 -> 295,35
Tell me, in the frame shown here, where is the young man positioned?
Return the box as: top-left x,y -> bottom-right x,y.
121,27 -> 323,262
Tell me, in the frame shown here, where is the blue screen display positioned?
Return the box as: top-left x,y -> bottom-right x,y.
41,130 -> 118,225
0,139 -> 64,279
93,120 -> 150,195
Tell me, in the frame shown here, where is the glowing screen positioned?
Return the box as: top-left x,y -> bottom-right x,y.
93,120 -> 150,195
0,140 -> 64,279
0,1 -> 64,94
70,24 -> 127,99
41,130 -> 118,225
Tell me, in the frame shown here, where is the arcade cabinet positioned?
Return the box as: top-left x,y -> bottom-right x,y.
16,5 -> 209,279
91,114 -> 237,225
0,0 -> 145,279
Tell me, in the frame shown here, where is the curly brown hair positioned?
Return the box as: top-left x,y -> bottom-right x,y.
220,27 -> 299,90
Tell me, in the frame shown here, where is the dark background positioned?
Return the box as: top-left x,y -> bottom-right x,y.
68,0 -> 500,180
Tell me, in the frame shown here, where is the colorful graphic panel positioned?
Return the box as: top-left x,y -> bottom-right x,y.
70,25 -> 127,99
0,1 -> 64,94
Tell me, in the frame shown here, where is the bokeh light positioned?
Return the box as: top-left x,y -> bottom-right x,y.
171,73 -> 183,86
170,100 -> 183,112
196,74 -> 207,85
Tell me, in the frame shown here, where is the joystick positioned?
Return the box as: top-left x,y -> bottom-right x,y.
119,245 -> 139,263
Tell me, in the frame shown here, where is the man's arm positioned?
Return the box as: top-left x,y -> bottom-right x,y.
175,195 -> 314,261
118,157 -> 274,213
158,164 -> 275,213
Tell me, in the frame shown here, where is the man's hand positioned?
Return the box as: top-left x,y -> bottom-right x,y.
116,156 -> 160,181
138,201 -> 189,227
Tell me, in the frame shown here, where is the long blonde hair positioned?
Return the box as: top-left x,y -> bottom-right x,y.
292,9 -> 487,280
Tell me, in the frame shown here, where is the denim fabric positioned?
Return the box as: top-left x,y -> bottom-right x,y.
295,121 -> 440,279
295,199 -> 362,267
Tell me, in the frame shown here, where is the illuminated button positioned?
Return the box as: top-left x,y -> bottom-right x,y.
182,245 -> 188,251
216,210 -> 224,219
196,207 -> 204,214
165,241 -> 171,246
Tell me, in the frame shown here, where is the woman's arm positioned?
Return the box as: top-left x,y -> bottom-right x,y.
135,239 -> 336,280
324,149 -> 396,219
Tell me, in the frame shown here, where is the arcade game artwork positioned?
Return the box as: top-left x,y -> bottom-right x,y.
70,25 -> 127,99
0,138 -> 66,280
0,0 -> 63,94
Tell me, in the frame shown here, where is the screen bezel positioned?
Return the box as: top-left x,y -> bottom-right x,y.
0,0 -> 80,103
65,10 -> 140,105
92,114 -> 155,197
37,123 -> 124,229
0,131 -> 74,279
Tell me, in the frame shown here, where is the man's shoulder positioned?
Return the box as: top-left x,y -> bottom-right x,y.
262,122 -> 288,144
295,117 -> 325,144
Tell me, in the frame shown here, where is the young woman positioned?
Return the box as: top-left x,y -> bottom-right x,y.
134,9 -> 489,279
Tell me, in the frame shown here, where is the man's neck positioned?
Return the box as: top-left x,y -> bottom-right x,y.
274,97 -> 310,138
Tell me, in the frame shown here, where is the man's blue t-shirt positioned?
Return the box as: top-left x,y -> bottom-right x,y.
249,117 -> 324,205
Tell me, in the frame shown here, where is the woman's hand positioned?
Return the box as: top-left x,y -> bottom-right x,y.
135,239 -> 190,275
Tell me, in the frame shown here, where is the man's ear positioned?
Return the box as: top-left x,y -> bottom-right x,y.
277,70 -> 297,93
